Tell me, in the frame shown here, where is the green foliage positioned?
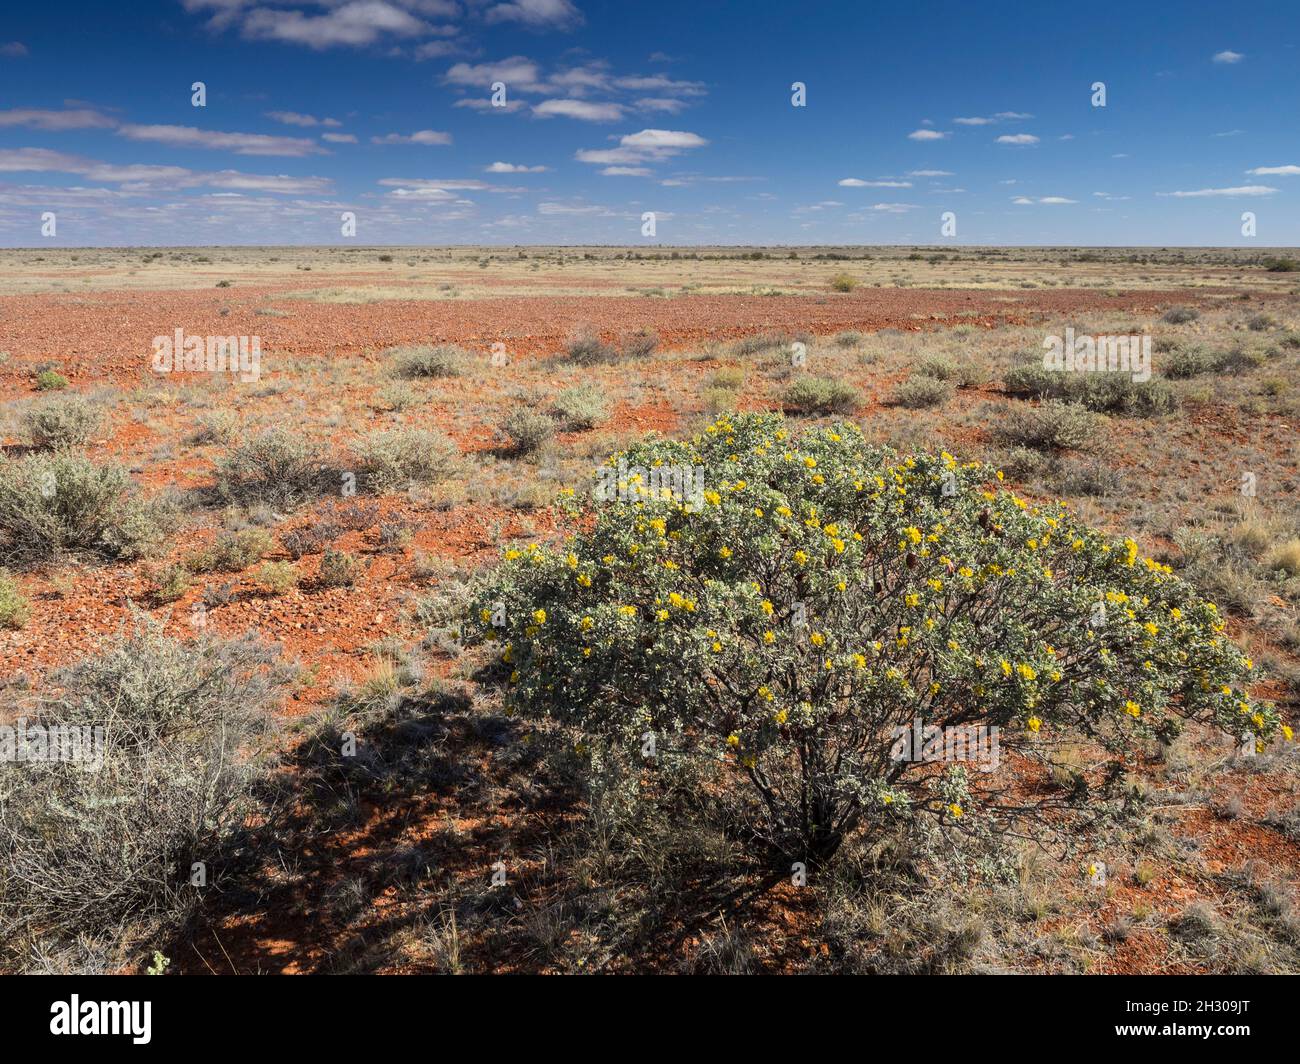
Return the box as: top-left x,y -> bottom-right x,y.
34,369 -> 69,391
994,400 -> 1100,451
188,528 -> 273,573
22,395 -> 104,449
502,408 -> 555,455
830,273 -> 857,293
388,344 -> 463,379
1003,365 -> 1176,416
470,413 -> 1277,863
0,616 -> 293,969
890,376 -> 953,409
214,428 -> 324,510
0,450 -> 168,565
551,384 -> 610,430
356,428 -> 456,492
0,569 -> 29,628
783,375 -> 861,415
318,548 -> 362,588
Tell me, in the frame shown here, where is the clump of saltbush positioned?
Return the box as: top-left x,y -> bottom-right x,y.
470,412 -> 1280,864
501,408 -> 555,455
890,375 -> 953,409
355,428 -> 456,493
22,395 -> 104,449
551,384 -> 610,430
561,328 -> 617,366
0,451 -> 168,565
829,273 -> 857,293
1003,364 -> 1176,417
214,428 -> 324,510
1161,306 -> 1200,324
0,615 -> 295,970
783,375 -> 860,415
994,400 -> 1100,451
388,344 -> 463,379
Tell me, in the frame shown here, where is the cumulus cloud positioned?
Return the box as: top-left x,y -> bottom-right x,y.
265,111 -> 342,127
0,107 -> 116,130
908,169 -> 954,177
117,123 -> 328,156
996,134 -> 1039,145
485,161 -> 548,172
371,129 -> 453,145
484,0 -> 582,29
1246,165 -> 1300,176
1159,185 -> 1276,197
907,129 -> 949,141
533,99 -> 625,121
1212,50 -> 1244,63
838,178 -> 912,188
321,132 -> 358,143
1012,195 -> 1077,204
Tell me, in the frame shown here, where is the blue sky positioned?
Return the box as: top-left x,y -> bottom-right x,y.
1,0 -> 1298,246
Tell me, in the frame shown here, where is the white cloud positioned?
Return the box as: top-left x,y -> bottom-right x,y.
117,123 -> 328,156
1212,50 -> 1244,64
484,0 -> 583,29
1159,185 -> 1277,197
1012,196 -> 1077,204
321,132 -> 358,143
0,41 -> 28,57
869,202 -> 918,212
953,116 -> 994,125
838,178 -> 912,187
265,111 -> 341,127
907,129 -> 949,141
996,134 -> 1039,145
1246,165 -> 1300,176
371,129 -> 453,145
621,129 -> 707,150
0,107 -> 117,130
443,56 -> 544,92
600,166 -> 651,176
533,99 -> 625,121
240,2 -> 433,50
908,169 -> 954,177
485,161 -> 548,173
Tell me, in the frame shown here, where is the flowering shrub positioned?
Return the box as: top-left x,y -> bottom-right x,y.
469,413 -> 1283,863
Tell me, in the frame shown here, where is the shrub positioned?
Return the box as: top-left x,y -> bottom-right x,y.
1267,539 -> 1300,577
0,451 -> 166,565
731,332 -> 789,358
562,328 -> 617,366
257,560 -> 300,594
388,344 -> 463,379
470,413 -> 1277,864
188,528 -> 273,573
355,428 -> 456,493
214,429 -> 324,510
1004,365 -> 1175,417
0,569 -> 28,628
22,395 -> 104,449
189,410 -> 239,444
551,385 -> 610,430
916,357 -> 985,389
143,563 -> 192,603
372,382 -> 421,412
1263,257 -> 1299,273
622,329 -> 659,359
834,331 -> 863,348
994,401 -> 1100,451
830,273 -> 857,293
890,376 -> 953,409
1161,306 -> 1200,324
317,548 -> 362,588
34,369 -> 68,391
0,617 -> 293,967
783,376 -> 861,415
502,408 -> 555,455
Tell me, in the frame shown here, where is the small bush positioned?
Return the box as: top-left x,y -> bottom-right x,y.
562,328 -> 616,366
34,369 -> 68,391
1004,364 -> 1175,416
0,569 -> 29,628
22,396 -> 104,449
622,329 -> 659,359
710,367 -> 746,391
1161,306 -> 1200,324
256,560 -> 300,594
188,528 -> 273,574
783,376 -> 861,415
356,428 -> 456,493
372,382 -> 421,412
890,376 -> 953,409
1267,539 -> 1300,577
829,273 -> 857,293
0,451 -> 166,565
0,616 -> 293,969
214,429 -> 324,510
502,408 -> 555,455
551,385 -> 609,430
1263,257 -> 1299,273
994,400 -> 1100,451
189,411 -> 239,445
317,548 -> 362,588
143,563 -> 192,603
916,357 -> 985,389
388,344 -> 463,379
281,521 -> 339,559
834,331 -> 863,348
731,332 -> 790,358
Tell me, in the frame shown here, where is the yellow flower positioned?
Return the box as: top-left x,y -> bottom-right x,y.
1027,716 -> 1041,733
758,685 -> 774,701
579,616 -> 594,631
1124,700 -> 1141,718
905,593 -> 920,607
656,609 -> 669,622
1017,663 -> 1036,682
504,548 -> 522,561
803,456 -> 817,469
794,550 -> 809,566
773,709 -> 789,725
810,631 -> 825,646
576,573 -> 592,587
532,609 -> 546,625
761,599 -> 775,615
719,545 -> 732,559
726,733 -> 740,748
618,605 -> 637,618
1283,725 -> 1294,742
763,630 -> 776,645
948,803 -> 964,819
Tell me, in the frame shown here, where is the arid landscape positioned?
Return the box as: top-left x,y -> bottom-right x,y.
2,244 -> 1298,974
